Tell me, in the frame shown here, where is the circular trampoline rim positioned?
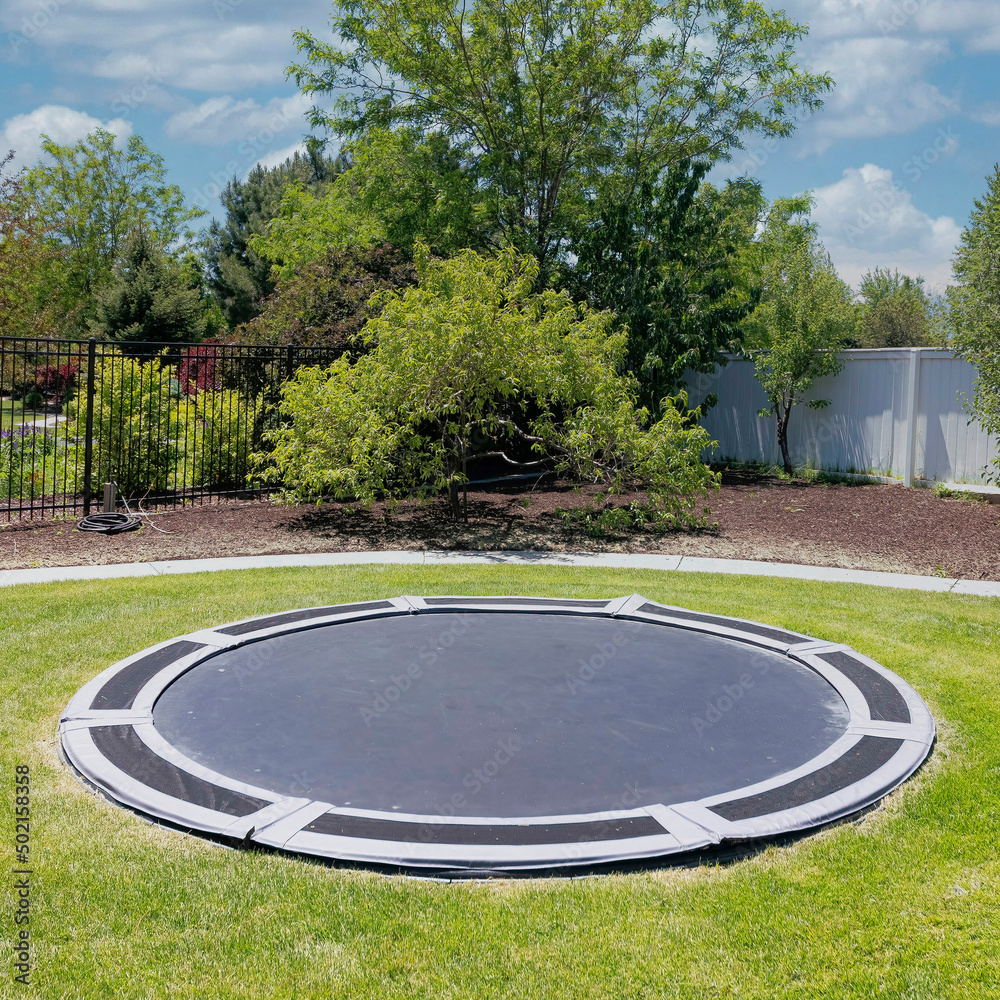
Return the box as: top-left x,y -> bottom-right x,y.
60,594 -> 935,873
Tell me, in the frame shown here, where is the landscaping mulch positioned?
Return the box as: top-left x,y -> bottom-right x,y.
2,471 -> 999,580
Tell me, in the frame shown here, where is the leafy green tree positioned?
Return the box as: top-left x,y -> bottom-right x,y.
91,229 -> 209,344
205,147 -> 342,329
341,129 -> 491,255
0,150 -> 63,338
743,198 -> 857,475
250,129 -> 488,276
855,267 -> 936,348
234,243 -> 416,350
951,164 -> 1000,481
289,0 -> 831,273
257,244 -> 717,520
574,160 -> 764,412
24,129 -> 203,334
248,176 -> 386,282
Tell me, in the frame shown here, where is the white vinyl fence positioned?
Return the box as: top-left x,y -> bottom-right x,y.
684,348 -> 998,487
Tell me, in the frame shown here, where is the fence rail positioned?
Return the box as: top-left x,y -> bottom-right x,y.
0,337 -> 341,520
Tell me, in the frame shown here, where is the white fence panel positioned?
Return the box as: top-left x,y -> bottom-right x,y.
685,349 -> 998,486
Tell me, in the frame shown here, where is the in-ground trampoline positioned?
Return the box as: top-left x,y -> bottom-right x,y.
61,595 -> 935,874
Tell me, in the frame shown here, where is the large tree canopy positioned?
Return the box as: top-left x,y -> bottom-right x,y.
574,160 -> 764,411
24,129 -> 203,334
289,0 -> 831,270
0,150 -> 63,338
249,128 -> 491,278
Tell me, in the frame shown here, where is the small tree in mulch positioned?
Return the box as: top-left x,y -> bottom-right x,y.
742,198 -> 857,475
256,245 -> 718,523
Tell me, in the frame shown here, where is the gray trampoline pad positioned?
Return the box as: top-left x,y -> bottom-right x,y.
152,612 -> 850,817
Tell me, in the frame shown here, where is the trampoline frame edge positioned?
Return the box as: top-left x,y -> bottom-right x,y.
60,594 -> 936,873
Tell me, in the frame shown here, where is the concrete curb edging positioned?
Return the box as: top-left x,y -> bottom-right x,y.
1,550 -> 998,596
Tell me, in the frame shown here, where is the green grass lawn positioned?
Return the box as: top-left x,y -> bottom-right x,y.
1,398 -> 49,426
3,565 -> 997,999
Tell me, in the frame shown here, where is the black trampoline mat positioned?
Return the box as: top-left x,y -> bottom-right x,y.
152,612 -> 850,817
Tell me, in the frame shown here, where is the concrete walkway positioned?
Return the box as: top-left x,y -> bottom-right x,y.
1,550 -> 997,596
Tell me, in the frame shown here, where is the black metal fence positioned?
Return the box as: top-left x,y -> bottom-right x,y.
0,337 -> 341,520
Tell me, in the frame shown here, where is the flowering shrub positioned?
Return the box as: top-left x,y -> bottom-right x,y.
70,357 -> 198,496
58,354 -> 262,498
11,362 -> 78,408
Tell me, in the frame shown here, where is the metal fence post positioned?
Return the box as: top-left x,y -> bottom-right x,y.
285,343 -> 294,383
82,337 -> 97,514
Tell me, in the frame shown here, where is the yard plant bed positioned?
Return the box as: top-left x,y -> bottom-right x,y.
2,470 -> 998,580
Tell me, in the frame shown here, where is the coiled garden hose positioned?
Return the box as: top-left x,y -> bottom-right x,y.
77,489 -> 143,535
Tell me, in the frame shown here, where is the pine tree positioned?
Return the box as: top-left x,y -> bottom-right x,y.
205,147 -> 341,329
92,229 -> 207,343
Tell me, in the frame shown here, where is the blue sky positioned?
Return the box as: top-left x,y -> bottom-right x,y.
2,0 -> 997,292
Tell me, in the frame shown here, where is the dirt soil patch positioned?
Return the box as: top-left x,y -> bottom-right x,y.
2,472 -> 998,580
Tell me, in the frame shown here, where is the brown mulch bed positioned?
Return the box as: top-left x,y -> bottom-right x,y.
2,472 -> 999,580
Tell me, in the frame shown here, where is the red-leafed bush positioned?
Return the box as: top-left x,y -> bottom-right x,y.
176,344 -> 220,394
12,361 -> 78,406
35,362 -> 78,397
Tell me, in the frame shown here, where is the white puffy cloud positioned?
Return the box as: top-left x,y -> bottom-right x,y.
165,93 -> 309,145
811,163 -> 961,290
1,0 -> 323,93
782,0 -> 1000,44
915,1 -> 1000,52
967,102 -> 1000,126
795,37 -> 956,153
0,105 -> 132,169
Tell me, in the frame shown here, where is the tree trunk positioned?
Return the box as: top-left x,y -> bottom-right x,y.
448,478 -> 462,519
443,429 -> 463,520
777,402 -> 794,476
